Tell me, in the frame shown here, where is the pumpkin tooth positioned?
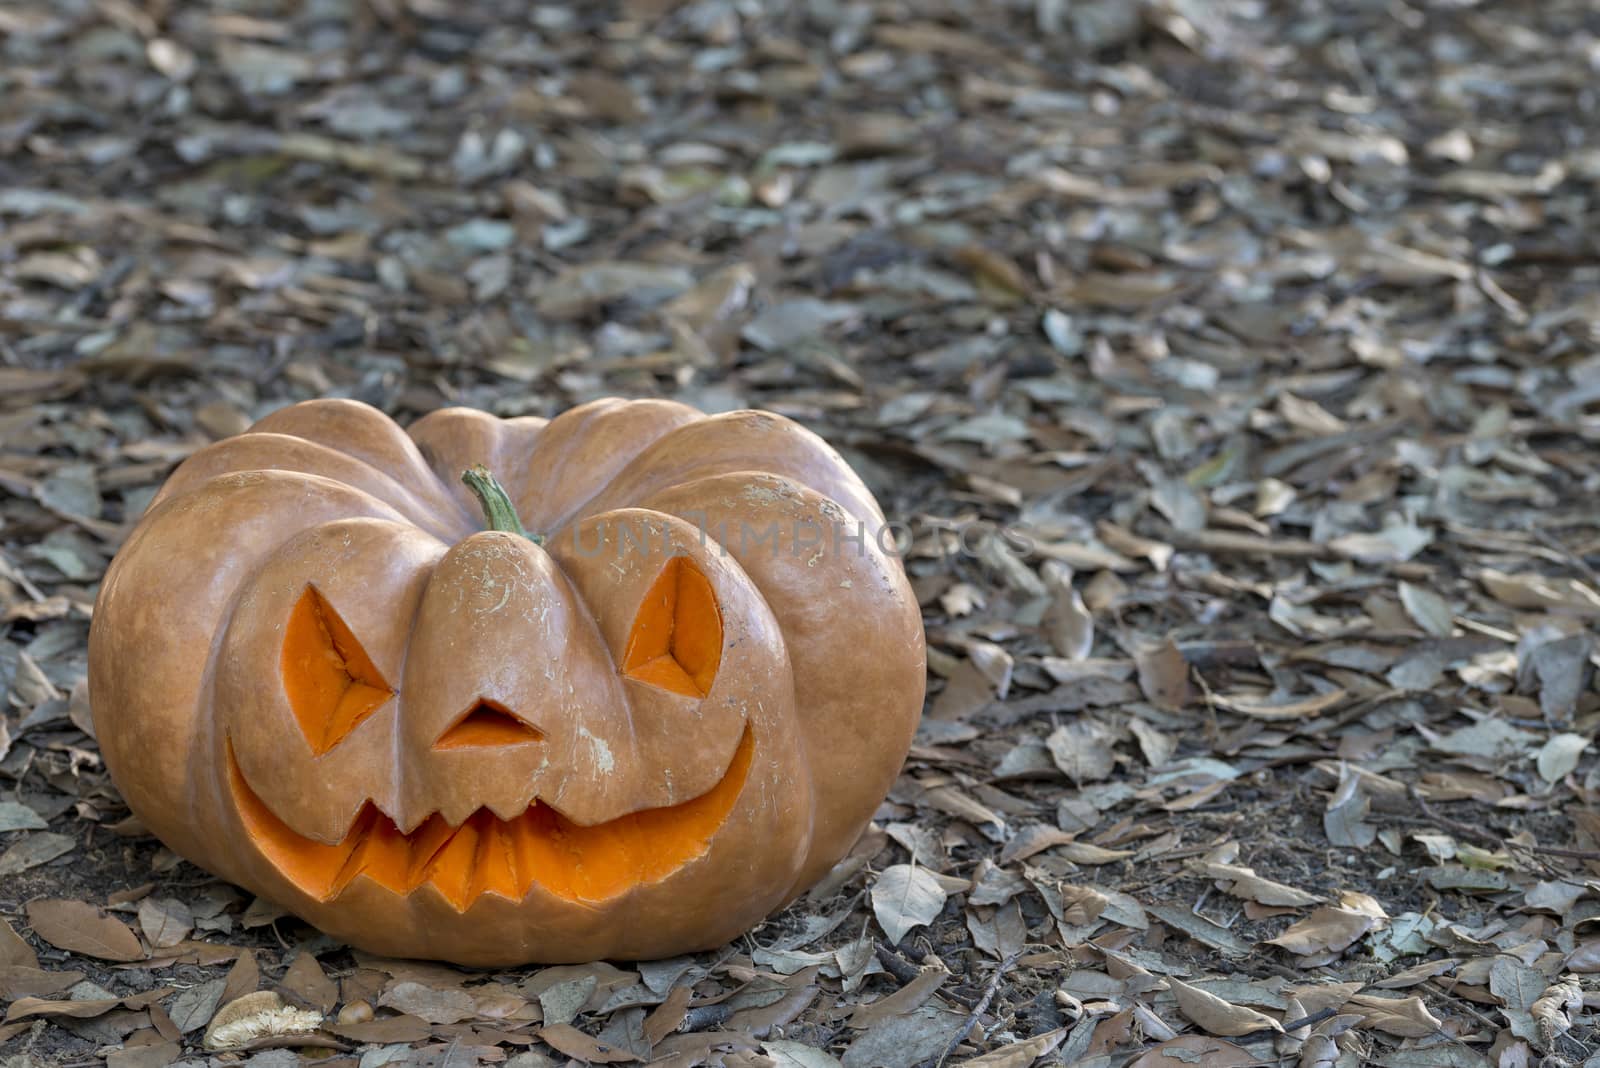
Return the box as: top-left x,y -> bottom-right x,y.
325,805 -> 382,898
506,804 -> 575,902
422,819 -> 480,910
468,812 -> 521,902
403,814 -> 458,892
354,813 -> 412,895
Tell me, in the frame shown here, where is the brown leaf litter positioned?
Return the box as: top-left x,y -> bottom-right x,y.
2,0 -> 1600,1065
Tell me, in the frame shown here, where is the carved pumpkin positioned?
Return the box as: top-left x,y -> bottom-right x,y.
87,398 -> 925,965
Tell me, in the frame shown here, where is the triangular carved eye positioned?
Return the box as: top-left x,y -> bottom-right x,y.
283,585 -> 395,755
622,557 -> 723,698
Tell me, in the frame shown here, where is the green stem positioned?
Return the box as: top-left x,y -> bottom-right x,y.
461,465 -> 543,545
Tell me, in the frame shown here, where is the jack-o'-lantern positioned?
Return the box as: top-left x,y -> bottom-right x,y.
87,398 -> 925,965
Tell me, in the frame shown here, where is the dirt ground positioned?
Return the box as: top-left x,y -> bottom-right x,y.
3,1 -> 1600,1066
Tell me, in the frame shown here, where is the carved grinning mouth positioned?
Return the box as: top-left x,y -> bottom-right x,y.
226,725 -> 754,910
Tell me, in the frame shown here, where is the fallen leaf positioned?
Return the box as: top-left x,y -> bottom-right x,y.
1166,977 -> 1282,1037
379,980 -> 475,1024
0,919 -> 38,968
1345,994 -> 1441,1037
1537,733 -> 1589,783
0,801 -> 47,833
1213,690 -> 1348,721
1047,720 -> 1117,783
540,1022 -> 641,1063
281,951 -> 339,1012
1137,638 -> 1192,711
1479,569 -> 1600,616
1323,763 -> 1375,848
26,899 -> 145,961
1202,863 -> 1322,908
872,865 -> 948,945
0,832 -> 75,876
168,978 -> 226,1034
137,897 -> 193,949
765,1040 -> 844,1068
1126,1034 -> 1258,1068
1043,574 -> 1095,660
955,1027 -> 1066,1067
1266,906 -> 1382,956
1530,978 -> 1582,1049
841,1005 -> 968,1068
849,968 -> 947,1028
1398,582 -> 1454,637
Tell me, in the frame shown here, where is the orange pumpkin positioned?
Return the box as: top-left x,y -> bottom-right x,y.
87,398 -> 925,965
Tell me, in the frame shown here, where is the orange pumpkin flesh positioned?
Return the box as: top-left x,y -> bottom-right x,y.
227,724 -> 754,909
621,555 -> 723,698
433,699 -> 543,750
88,398 -> 926,965
282,585 -> 396,755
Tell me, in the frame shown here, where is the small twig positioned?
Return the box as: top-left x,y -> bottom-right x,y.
1410,789 -> 1500,846
1532,527 -> 1600,589
875,941 -> 924,985
1411,789 -> 1600,861
1424,980 -> 1502,1032
934,951 -> 1020,1068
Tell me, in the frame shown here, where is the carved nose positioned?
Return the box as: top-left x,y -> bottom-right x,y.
432,698 -> 543,750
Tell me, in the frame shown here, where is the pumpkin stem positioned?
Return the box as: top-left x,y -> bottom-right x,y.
461,465 -> 543,545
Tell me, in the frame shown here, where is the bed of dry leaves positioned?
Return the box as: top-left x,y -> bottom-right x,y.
3,1 -> 1600,1066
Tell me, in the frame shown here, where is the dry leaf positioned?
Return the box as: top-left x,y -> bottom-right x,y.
1047,721 -> 1117,783
540,1022 -> 642,1063
379,980 -> 476,1024
1043,584 -> 1095,661
281,951 -> 339,1012
849,968 -> 947,1028
1398,582 -> 1454,637
1266,906 -> 1382,956
871,865 -> 948,945
1202,863 -> 1321,908
136,897 -> 193,949
1345,994 -> 1441,1037
1137,638 -> 1192,711
1536,733 -> 1588,783
1165,977 -> 1282,1037
26,899 -> 145,962
1213,690 -> 1348,721
1126,1035 -> 1258,1068
0,919 -> 38,969
955,1026 -> 1066,1067
1530,978 -> 1582,1049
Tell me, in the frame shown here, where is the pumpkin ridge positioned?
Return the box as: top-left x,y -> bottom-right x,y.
247,398 -> 483,533
512,399 -> 706,531
406,405 -> 554,520
154,433 -> 473,540
559,412 -> 884,531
